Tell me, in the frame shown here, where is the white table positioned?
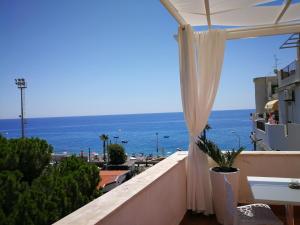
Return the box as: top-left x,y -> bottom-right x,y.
247,176 -> 300,225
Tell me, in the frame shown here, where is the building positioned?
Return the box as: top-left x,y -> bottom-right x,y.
97,170 -> 130,193
251,34 -> 300,151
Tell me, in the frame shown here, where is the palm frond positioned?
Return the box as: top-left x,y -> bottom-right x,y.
196,137 -> 244,170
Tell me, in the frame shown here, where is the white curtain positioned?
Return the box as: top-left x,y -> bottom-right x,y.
178,25 -> 226,214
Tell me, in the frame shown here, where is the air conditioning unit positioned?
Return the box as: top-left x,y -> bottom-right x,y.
283,89 -> 293,101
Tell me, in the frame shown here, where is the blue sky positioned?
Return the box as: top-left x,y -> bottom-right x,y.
0,0 -> 297,119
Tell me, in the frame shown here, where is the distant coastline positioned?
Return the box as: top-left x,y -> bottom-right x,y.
0,108 -> 255,120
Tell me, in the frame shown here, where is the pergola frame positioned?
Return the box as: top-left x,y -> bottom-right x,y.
161,0 -> 300,40
160,0 -> 300,222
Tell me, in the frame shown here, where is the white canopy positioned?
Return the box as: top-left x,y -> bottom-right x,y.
161,0 -> 300,38
160,0 -> 300,215
161,0 -> 300,27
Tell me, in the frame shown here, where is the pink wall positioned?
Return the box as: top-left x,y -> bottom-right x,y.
208,151 -> 300,203
236,151 -> 300,203
98,155 -> 187,225
54,152 -> 187,225
55,151 -> 300,225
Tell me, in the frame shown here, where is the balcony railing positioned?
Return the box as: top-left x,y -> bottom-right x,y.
54,151 -> 188,225
55,151 -> 300,225
281,60 -> 297,80
256,120 -> 265,131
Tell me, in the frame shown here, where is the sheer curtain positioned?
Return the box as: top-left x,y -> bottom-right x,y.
178,25 -> 226,214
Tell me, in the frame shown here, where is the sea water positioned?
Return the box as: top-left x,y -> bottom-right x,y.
0,109 -> 254,156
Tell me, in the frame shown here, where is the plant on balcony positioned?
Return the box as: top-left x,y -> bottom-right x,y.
196,129 -> 245,224
196,138 -> 244,172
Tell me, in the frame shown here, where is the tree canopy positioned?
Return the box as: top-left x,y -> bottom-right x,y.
0,136 -> 53,183
0,136 -> 101,225
107,144 -> 127,165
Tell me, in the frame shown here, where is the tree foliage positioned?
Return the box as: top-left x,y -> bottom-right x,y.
196,127 -> 244,172
100,134 -> 109,161
0,136 -> 53,183
107,144 -> 127,165
200,124 -> 211,141
0,136 -> 101,225
197,139 -> 244,171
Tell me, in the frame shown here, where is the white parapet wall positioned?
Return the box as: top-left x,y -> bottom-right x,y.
54,150 -> 300,225
226,151 -> 300,203
54,151 -> 188,225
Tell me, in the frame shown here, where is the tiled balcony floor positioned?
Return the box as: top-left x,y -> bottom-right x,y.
180,205 -> 300,225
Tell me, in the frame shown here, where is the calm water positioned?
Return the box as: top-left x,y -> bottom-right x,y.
0,109 -> 254,156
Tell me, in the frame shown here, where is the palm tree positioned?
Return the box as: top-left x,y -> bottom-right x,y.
201,124 -> 211,141
100,134 -> 109,162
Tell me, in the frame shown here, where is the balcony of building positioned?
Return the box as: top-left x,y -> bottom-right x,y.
54,150 -> 300,225
254,120 -> 300,151
278,60 -> 300,88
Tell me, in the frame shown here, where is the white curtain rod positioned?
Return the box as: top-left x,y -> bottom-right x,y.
173,23 -> 300,42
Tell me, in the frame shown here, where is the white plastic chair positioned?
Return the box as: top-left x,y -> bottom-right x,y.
224,176 -> 283,225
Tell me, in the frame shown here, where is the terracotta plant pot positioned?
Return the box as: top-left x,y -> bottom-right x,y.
209,167 -> 240,225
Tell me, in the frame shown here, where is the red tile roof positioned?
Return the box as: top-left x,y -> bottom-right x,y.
97,170 -> 129,190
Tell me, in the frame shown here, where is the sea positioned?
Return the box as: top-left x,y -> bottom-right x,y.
0,109 -> 254,156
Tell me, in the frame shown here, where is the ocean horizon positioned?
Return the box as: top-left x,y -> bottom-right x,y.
0,109 -> 254,156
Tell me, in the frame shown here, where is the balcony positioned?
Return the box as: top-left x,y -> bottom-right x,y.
256,119 -> 266,131
278,60 -> 300,88
255,122 -> 300,151
54,151 -> 300,225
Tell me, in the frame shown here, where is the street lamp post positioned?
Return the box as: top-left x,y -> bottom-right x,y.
231,131 -> 240,149
162,135 -> 169,156
15,78 -> 27,138
156,132 -> 159,156
113,136 -> 119,144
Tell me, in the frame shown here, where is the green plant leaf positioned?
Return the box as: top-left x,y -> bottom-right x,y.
196,136 -> 244,170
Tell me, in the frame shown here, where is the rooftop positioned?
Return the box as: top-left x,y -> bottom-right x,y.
97,170 -> 129,189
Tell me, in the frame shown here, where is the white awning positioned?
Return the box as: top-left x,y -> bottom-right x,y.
161,0 -> 300,38
265,99 -> 279,111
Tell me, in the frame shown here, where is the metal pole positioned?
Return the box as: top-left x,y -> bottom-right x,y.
297,33 -> 300,60
156,132 -> 158,155
20,87 -> 25,138
231,131 -> 240,149
15,78 -> 26,139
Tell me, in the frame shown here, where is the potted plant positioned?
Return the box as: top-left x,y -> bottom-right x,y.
197,137 -> 244,225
